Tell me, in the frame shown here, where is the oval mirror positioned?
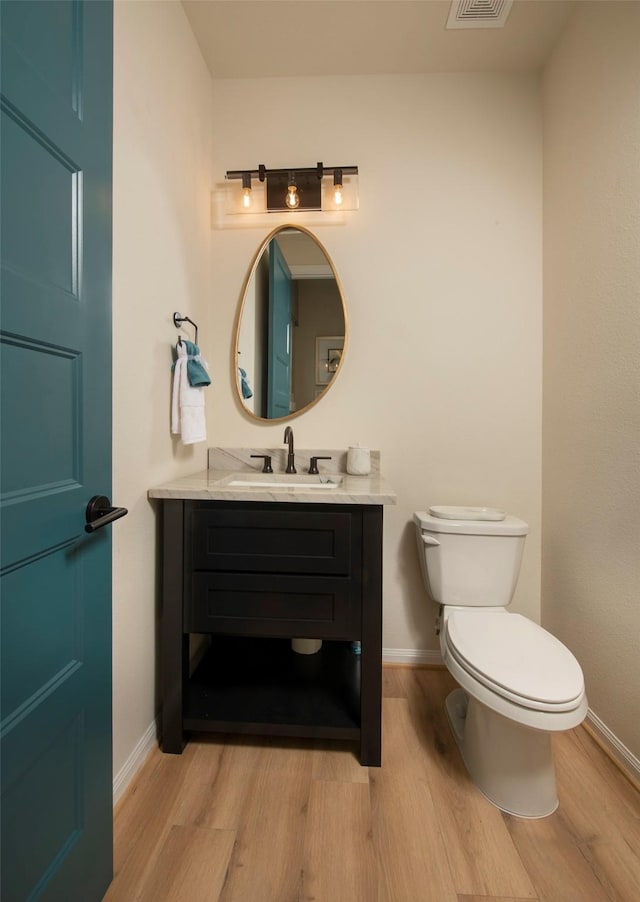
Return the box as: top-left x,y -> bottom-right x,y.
234,225 -> 348,421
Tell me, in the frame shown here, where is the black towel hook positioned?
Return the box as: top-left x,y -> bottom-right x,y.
173,311 -> 198,346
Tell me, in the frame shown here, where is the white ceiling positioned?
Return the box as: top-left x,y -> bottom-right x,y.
181,0 -> 578,79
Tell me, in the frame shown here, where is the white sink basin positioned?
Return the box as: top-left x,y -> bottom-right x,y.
220,473 -> 343,489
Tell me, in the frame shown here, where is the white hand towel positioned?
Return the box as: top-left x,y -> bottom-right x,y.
171,344 -> 207,444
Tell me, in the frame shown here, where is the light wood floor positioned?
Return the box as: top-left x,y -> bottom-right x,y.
105,667 -> 640,902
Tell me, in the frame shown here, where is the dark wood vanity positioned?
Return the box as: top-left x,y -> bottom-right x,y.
159,498 -> 386,766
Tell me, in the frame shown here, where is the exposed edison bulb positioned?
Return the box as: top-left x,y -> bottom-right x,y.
240,173 -> 253,210
285,180 -> 300,210
332,170 -> 344,208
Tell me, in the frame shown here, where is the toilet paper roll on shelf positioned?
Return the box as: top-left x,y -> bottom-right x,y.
291,638 -> 322,654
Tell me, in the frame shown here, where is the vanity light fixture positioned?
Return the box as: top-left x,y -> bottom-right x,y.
225,162 -> 359,213
326,351 -> 342,374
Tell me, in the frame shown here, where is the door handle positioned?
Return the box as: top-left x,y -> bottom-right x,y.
85,495 -> 128,533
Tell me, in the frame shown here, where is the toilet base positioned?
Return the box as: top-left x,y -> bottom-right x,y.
445,688 -> 559,818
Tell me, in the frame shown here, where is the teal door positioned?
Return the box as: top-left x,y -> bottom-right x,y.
267,240 -> 292,418
1,2 -> 115,899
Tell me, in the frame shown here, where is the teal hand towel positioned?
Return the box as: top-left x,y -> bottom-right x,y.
181,340 -> 211,387
238,367 -> 253,399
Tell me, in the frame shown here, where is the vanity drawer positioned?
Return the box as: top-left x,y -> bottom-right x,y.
190,505 -> 355,576
186,572 -> 360,637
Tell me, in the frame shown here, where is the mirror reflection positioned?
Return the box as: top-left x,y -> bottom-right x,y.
235,226 -> 347,420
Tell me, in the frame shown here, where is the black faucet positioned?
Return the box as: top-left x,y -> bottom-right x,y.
284,426 -> 296,474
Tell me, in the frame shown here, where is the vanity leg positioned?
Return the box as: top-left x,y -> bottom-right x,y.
359,506 -> 383,767
161,500 -> 186,754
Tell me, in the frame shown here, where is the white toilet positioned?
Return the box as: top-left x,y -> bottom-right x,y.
414,505 -> 587,818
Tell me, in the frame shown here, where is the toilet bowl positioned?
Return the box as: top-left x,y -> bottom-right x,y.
414,507 -> 587,818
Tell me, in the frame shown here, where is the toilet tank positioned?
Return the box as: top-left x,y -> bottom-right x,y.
413,509 -> 528,608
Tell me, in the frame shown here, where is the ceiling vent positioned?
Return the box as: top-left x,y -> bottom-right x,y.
446,0 -> 514,29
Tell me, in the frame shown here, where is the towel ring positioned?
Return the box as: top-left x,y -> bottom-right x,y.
173,312 -> 198,346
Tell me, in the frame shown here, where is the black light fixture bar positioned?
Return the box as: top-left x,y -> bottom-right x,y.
226,162 -> 358,211
225,162 -> 358,181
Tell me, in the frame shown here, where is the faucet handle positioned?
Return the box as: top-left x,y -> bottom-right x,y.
250,454 -> 273,473
308,456 -> 331,475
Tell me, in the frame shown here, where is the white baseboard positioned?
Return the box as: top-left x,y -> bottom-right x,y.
383,647 -> 443,666
585,709 -> 640,788
113,719 -> 157,805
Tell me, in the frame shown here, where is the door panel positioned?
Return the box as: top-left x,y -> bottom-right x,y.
1,0 -> 82,111
0,2 -> 114,900
2,112 -> 80,293
1,547 -> 82,716
1,339 -> 80,492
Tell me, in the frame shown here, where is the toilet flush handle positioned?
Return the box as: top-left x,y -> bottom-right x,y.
421,534 -> 440,547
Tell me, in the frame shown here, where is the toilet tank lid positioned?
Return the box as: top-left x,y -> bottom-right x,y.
414,510 -> 529,536
430,505 -> 505,521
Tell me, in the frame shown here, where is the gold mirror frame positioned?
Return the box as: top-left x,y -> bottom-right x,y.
233,224 -> 349,423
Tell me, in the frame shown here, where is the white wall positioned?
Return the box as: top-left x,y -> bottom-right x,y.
542,1 -> 640,758
208,74 -> 543,656
112,0 -> 213,779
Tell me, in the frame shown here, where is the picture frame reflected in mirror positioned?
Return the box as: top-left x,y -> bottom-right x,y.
316,337 -> 344,384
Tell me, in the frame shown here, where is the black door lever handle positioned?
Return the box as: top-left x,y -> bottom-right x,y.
85,495 -> 128,533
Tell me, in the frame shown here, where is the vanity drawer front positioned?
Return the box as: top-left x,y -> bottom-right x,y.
187,573 -> 360,637
191,507 -> 354,576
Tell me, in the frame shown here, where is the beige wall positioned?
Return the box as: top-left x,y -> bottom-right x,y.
112,0 -> 213,778
109,0 -> 639,790
208,74 -> 543,656
542,2 -> 640,758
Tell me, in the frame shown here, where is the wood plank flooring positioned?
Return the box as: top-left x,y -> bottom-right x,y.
105,667 -> 640,901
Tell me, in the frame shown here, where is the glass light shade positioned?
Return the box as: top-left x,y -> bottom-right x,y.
321,174 -> 358,212
225,177 -> 267,214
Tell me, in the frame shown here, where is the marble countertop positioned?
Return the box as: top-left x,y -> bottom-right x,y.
148,446 -> 396,505
148,469 -> 396,505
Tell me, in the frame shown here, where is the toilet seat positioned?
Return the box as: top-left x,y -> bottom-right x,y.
444,610 -> 585,713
